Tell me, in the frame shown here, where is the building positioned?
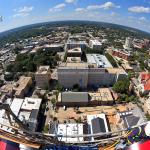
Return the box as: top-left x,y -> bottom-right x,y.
43,44 -> 64,52
67,47 -> 82,57
87,114 -> 109,141
117,107 -> 146,128
57,123 -> 84,142
58,62 -> 127,88
35,66 -> 51,89
58,63 -> 89,88
138,72 -> 150,94
144,97 -> 150,114
20,97 -> 42,131
10,98 -> 24,117
0,97 -> 42,132
66,57 -> 81,63
121,63 -> 134,72
58,92 -> 89,106
66,40 -> 87,50
89,88 -> 114,105
123,37 -> 132,51
88,68 -> 126,88
89,40 -> 102,51
108,47 -> 132,61
86,54 -> 112,68
14,76 -> 33,98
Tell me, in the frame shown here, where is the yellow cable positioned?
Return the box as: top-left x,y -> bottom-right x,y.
103,130 -> 132,150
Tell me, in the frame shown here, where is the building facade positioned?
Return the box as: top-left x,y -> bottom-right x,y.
58,63 -> 127,88
35,66 -> 51,89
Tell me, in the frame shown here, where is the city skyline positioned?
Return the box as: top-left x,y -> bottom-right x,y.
0,0 -> 150,33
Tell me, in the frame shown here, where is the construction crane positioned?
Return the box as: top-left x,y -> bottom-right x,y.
0,103 -> 28,130
0,102 -> 149,149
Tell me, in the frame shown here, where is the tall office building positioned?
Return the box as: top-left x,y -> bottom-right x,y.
123,37 -> 132,51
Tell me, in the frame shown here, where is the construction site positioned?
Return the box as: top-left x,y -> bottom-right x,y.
0,100 -> 150,150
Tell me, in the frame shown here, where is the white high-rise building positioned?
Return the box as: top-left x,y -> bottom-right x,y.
123,37 -> 132,51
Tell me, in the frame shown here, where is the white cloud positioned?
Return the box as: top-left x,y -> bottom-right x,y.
49,3 -> 66,12
65,0 -> 76,3
87,2 -> 120,10
13,6 -> 34,18
75,8 -> 86,12
110,12 -> 119,17
139,16 -> 147,21
87,5 -> 100,10
128,6 -> 150,13
100,2 -> 120,10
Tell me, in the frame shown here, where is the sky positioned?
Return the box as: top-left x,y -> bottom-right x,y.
0,0 -> 150,33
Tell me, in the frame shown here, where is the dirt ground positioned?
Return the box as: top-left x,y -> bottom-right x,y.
53,103 -> 133,121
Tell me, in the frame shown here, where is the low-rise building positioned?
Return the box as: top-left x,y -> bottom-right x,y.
58,92 -> 89,106
108,47 -> 132,61
144,97 -> 150,114
67,47 -> 82,57
35,66 -> 51,89
89,40 -> 102,51
86,54 -> 112,68
87,114 -> 109,141
89,88 -> 114,105
43,44 -> 64,52
67,40 -> 87,50
0,97 -> 42,132
57,123 -> 84,142
138,72 -> 150,94
117,107 -> 146,129
66,57 -> 81,63
14,76 -> 33,98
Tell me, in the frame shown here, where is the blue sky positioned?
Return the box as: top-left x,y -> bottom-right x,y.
0,0 -> 150,32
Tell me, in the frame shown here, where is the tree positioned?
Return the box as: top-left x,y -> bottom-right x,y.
0,80 -> 4,87
112,78 -> 130,94
25,61 -> 36,72
55,83 -> 63,92
105,53 -> 118,67
13,46 -> 23,54
43,124 -> 49,133
6,64 -> 14,72
118,94 -> 137,103
55,54 -> 61,61
4,73 -> 14,81
51,98 -> 57,106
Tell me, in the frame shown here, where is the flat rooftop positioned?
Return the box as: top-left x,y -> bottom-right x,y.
36,66 -> 50,74
57,123 -> 84,142
14,76 -> 32,96
67,47 -> 82,53
59,62 -> 88,69
89,88 -> 113,102
10,98 -> 24,117
87,113 -> 109,141
61,92 -> 89,103
67,40 -> 87,45
67,57 -> 81,63
44,44 -> 64,47
106,68 -> 126,74
90,40 -> 102,46
21,97 -> 42,111
86,54 -> 113,68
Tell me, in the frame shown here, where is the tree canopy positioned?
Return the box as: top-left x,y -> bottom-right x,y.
6,50 -> 58,73
112,78 -> 130,94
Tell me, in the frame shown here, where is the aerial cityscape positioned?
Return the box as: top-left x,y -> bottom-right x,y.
0,0 -> 150,150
